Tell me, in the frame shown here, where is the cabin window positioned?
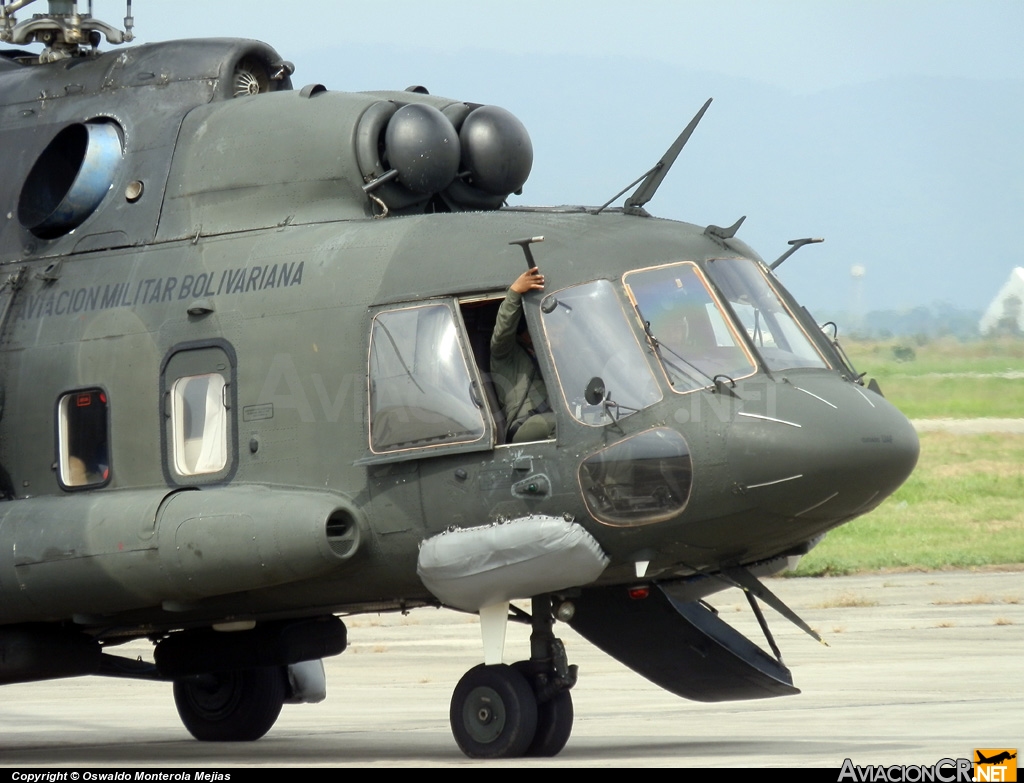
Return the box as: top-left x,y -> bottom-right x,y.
367,303 -> 486,454
161,342 -> 236,484
57,389 -> 110,488
171,373 -> 228,475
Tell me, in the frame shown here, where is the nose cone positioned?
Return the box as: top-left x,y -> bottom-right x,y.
726,375 -> 919,526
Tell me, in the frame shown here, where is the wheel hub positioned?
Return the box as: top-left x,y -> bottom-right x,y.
462,686 -> 506,743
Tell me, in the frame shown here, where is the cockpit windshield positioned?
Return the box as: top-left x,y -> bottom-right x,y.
704,258 -> 828,372
624,262 -> 756,392
540,280 -> 662,426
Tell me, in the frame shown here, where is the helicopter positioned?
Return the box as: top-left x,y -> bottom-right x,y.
0,0 -> 919,759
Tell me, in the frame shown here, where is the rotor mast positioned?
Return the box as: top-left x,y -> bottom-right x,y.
1,0 -> 134,61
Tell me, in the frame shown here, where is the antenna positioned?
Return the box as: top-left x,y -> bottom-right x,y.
595,99 -> 713,216
612,98 -> 713,217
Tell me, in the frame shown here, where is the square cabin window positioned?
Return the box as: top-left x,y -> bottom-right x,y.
171,373 -> 227,476
58,389 -> 110,488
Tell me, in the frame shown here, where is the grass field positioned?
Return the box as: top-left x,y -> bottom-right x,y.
789,337 -> 1024,575
792,431 -> 1024,575
841,336 -> 1024,419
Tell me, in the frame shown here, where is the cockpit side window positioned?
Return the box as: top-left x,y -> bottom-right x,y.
367,303 -> 487,455
57,389 -> 110,489
705,258 -> 829,371
540,280 -> 662,424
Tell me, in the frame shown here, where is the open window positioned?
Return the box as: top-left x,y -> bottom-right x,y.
57,388 -> 110,489
458,295 -> 514,442
161,343 -> 236,484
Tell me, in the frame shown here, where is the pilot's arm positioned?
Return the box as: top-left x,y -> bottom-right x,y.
491,267 -> 545,360
491,268 -> 554,441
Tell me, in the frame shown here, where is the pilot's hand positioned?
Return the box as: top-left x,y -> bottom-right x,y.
511,267 -> 545,294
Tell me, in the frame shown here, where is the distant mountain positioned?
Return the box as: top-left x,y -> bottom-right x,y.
815,304 -> 984,340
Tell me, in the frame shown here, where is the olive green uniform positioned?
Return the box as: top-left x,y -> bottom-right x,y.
489,288 -> 555,442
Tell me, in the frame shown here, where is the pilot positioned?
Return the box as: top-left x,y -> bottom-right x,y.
491,267 -> 555,442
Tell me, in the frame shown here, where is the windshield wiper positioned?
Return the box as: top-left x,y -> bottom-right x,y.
633,304 -> 715,389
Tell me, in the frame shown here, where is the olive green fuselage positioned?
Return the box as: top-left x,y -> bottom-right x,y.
0,38 -> 918,639
0,207 -> 918,631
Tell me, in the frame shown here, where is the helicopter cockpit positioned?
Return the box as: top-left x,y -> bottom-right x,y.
539,256 -> 832,422
621,258 -> 829,393
363,253 -> 836,466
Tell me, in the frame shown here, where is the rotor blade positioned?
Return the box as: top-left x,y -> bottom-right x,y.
626,98 -> 712,211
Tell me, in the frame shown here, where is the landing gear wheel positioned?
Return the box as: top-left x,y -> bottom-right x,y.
450,663 -> 538,758
173,667 -> 285,742
528,688 -> 574,756
511,661 -> 574,756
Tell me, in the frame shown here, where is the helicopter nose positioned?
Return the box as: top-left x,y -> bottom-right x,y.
725,376 -> 919,524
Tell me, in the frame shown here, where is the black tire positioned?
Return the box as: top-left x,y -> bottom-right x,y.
511,660 -> 574,757
528,689 -> 573,757
173,667 -> 285,742
450,663 -> 538,759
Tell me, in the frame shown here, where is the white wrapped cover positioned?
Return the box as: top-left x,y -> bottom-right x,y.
285,659 -> 327,704
417,515 -> 609,612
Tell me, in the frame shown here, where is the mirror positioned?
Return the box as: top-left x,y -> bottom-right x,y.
584,376 -> 606,406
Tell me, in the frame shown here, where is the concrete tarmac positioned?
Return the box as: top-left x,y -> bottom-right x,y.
0,569 -> 1020,768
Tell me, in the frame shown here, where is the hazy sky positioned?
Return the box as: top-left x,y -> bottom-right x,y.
132,1 -> 1023,90
104,1 -> 1024,315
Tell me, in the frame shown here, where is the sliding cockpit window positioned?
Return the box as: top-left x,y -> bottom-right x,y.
368,303 -> 487,454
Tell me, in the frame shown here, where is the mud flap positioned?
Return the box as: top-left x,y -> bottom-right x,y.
567,583 -> 799,702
